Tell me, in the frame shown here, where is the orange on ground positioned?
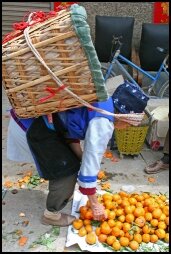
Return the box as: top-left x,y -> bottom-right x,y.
119,236 -> 129,247
85,232 -> 97,245
129,240 -> 139,251
106,235 -> 116,246
142,233 -> 150,243
112,241 -> 121,251
72,219 -> 83,230
98,233 -> 107,243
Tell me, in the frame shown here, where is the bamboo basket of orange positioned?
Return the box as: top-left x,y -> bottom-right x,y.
2,4 -> 108,118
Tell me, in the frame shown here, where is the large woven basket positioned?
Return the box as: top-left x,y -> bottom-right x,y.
2,4 -> 108,118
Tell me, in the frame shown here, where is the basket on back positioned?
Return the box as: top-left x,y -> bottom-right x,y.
2,4 -> 108,118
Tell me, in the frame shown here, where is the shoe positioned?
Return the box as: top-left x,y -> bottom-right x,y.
144,160 -> 169,174
41,209 -> 76,226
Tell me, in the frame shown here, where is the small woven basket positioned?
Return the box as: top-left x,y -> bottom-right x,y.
2,4 -> 107,118
115,125 -> 149,155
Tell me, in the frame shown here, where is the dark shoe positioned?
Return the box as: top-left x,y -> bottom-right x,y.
41,209 -> 76,226
144,160 -> 169,174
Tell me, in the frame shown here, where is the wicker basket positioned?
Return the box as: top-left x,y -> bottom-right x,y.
2,4 -> 108,118
115,125 -> 149,155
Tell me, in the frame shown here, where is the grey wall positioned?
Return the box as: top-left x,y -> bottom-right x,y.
79,2 -> 154,50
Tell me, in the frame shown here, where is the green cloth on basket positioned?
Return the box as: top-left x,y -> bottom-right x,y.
70,4 -> 108,101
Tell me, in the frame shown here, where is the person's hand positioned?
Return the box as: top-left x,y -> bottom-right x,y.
91,202 -> 107,221
88,194 -> 107,221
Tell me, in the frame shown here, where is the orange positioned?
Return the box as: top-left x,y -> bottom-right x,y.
72,219 -> 83,230
124,232 -> 133,241
119,230 -> 125,237
118,215 -> 125,223
144,212 -> 152,221
125,214 -> 135,223
119,236 -> 129,247
135,216 -> 146,227
130,205 -> 136,213
164,233 -> 169,243
98,233 -> 107,243
155,228 -> 166,239
142,193 -> 150,199
152,208 -> 162,219
122,222 -> 131,232
136,195 -> 144,202
115,208 -> 124,217
111,227 -> 121,237
108,210 -> 116,220
129,197 -> 137,205
79,206 -> 88,219
150,234 -> 158,243
143,198 -> 153,207
124,206 -> 133,214
95,227 -> 101,236
83,219 -> 91,225
129,240 -> 139,251
148,203 -> 159,213
104,200 -> 114,210
102,193 -> 113,202
142,225 -> 150,234
85,232 -> 96,245
84,209 -> 93,220
115,221 -> 123,230
116,198 -> 122,205
119,191 -> 128,198
165,216 -> 169,226
136,202 -> 143,207
113,193 -> 120,201
149,228 -> 155,234
100,221 -> 111,235
108,219 -> 115,228
121,200 -> 130,208
162,206 -> 169,216
134,207 -> 145,217
133,233 -> 142,244
142,233 -> 150,243
158,221 -> 167,230
85,224 -> 93,233
106,235 -> 116,246
78,227 -> 87,237
105,209 -> 110,218
150,219 -> 158,227
79,205 -> 88,214
112,241 -> 121,251
159,213 -> 166,221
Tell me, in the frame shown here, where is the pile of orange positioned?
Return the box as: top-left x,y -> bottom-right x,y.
72,191 -> 169,250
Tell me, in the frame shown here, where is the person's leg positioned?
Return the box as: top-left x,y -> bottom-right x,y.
144,129 -> 169,174
42,172 -> 78,226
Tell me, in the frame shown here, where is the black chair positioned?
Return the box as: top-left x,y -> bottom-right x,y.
95,15 -> 135,63
139,23 -> 169,72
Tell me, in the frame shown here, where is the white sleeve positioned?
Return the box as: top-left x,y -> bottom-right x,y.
77,117 -> 114,188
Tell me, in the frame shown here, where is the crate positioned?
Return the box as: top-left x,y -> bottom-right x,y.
2,4 -> 108,118
115,125 -> 149,156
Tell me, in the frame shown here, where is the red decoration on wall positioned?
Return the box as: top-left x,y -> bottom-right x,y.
54,2 -> 78,12
153,2 -> 169,23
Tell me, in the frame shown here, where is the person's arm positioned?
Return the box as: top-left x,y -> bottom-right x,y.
77,117 -> 114,220
69,142 -> 83,160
